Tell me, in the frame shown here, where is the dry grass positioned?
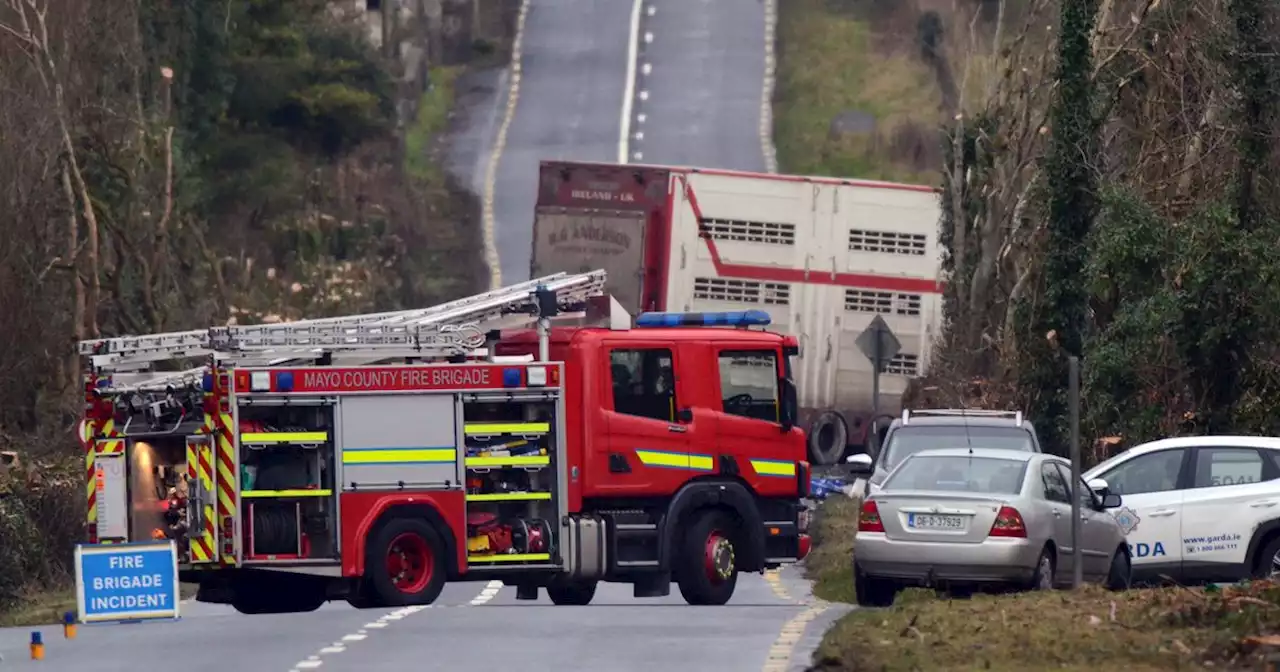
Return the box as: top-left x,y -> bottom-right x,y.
0,583 -> 201,627
773,0 -> 941,182
804,496 -> 1280,671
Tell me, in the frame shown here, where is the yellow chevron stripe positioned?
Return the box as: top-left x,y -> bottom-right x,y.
750,459 -> 797,478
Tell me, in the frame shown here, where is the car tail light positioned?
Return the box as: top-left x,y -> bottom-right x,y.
989,506 -> 1027,538
857,500 -> 885,533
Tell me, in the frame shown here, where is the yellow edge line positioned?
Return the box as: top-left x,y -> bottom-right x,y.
479,0 -> 531,288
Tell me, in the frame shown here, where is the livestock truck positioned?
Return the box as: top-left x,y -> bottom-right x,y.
530,161 -> 944,464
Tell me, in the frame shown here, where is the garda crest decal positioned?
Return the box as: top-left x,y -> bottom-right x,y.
1112,506 -> 1141,535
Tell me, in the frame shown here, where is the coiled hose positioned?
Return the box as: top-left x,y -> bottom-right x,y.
252,504 -> 299,555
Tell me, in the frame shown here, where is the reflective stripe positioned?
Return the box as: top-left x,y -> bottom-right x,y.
750,458 -> 797,478
466,492 -> 552,502
242,431 -> 328,444
242,489 -> 333,498
634,449 -> 715,472
465,456 -> 550,468
342,447 -> 456,465
468,553 -> 552,563
464,422 -> 550,436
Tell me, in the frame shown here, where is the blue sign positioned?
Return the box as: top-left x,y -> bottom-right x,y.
75,541 -> 180,623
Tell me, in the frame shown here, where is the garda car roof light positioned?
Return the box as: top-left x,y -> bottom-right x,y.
635,310 -> 772,328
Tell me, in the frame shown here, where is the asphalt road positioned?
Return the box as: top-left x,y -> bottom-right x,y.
628,0 -> 773,171
0,567 -> 847,671
447,0 -> 632,287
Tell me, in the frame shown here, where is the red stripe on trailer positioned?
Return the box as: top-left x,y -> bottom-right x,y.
675,175 -> 946,295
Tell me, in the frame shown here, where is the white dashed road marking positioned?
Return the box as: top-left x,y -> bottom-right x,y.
470,580 -> 504,605
288,605 -> 431,671
479,0 -> 532,289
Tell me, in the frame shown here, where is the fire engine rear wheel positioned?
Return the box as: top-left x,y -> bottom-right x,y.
676,510 -> 739,606
368,517 -> 447,607
546,579 -> 597,606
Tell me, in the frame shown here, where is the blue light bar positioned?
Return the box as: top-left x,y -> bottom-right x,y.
635,310 -> 772,328
275,371 -> 295,392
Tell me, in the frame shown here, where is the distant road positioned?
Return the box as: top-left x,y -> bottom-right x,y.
623,0 -> 775,172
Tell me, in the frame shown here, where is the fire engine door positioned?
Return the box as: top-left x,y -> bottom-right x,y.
185,436 -> 219,563
93,441 -> 128,543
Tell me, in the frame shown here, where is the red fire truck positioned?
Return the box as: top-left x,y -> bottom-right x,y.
78,270 -> 811,613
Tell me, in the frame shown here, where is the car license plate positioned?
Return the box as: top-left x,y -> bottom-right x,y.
908,513 -> 965,530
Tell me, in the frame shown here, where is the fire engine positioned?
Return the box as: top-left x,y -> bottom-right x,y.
78,270 -> 812,613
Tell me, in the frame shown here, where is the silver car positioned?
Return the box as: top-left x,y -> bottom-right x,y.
852,448 -> 1131,607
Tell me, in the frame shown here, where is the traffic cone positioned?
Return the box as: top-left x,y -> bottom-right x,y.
30,631 -> 44,660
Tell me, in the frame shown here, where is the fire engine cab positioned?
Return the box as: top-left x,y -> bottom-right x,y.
78,270 -> 812,613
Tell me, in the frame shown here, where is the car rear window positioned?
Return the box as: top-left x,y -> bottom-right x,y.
881,425 -> 1035,469
882,455 -> 1028,494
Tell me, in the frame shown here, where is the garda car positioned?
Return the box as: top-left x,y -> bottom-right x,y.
1084,435 -> 1280,584
853,448 -> 1130,607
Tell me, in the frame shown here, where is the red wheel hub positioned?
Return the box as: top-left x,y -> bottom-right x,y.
703,531 -> 735,583
386,532 -> 433,594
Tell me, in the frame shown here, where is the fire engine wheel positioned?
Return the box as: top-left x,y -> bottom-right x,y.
546,579 -> 597,606
676,510 -> 739,606
368,517 -> 447,607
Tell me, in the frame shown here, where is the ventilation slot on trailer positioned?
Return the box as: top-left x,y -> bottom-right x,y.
844,289 -> 922,316
702,219 -> 796,246
848,229 -> 927,256
884,353 -> 919,376
694,278 -> 791,306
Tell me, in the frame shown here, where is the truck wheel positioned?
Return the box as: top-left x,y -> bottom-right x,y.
807,412 -> 847,465
367,517 -> 447,607
546,579 -> 597,606
676,510 -> 739,606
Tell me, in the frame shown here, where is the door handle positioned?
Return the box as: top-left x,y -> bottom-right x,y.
1052,510 -> 1062,518
667,424 -> 687,434
1251,500 -> 1278,508
1149,509 -> 1177,517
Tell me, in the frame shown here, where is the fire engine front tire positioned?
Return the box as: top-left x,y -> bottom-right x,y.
367,517 -> 447,607
675,510 -> 739,606
546,579 -> 597,606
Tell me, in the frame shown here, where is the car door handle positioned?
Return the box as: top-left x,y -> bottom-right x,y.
1149,509 -> 1177,517
1251,500 -> 1278,508
1052,510 -> 1062,517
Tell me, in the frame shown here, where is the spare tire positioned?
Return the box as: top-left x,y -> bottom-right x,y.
807,411 -> 848,465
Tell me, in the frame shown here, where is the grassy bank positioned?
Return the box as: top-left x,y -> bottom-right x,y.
1,584 -> 198,628
811,580 -> 1280,671
803,496 -> 1280,670
773,0 -> 939,182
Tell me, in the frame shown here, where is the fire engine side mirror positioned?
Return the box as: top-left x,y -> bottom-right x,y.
779,378 -> 797,433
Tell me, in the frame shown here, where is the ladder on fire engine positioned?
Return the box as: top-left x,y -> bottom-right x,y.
80,270 -> 609,374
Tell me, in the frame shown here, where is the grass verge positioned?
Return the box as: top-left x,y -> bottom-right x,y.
811,581 -> 1280,671
804,496 -> 1280,670
773,0 -> 939,182
0,584 -> 198,627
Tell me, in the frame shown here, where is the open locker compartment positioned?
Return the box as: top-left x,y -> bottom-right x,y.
462,389 -> 565,569
236,397 -> 339,563
92,435 -> 197,552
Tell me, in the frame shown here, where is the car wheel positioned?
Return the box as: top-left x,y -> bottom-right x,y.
1251,535 -> 1280,579
1105,547 -> 1132,591
854,562 -> 898,607
1028,548 -> 1055,590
